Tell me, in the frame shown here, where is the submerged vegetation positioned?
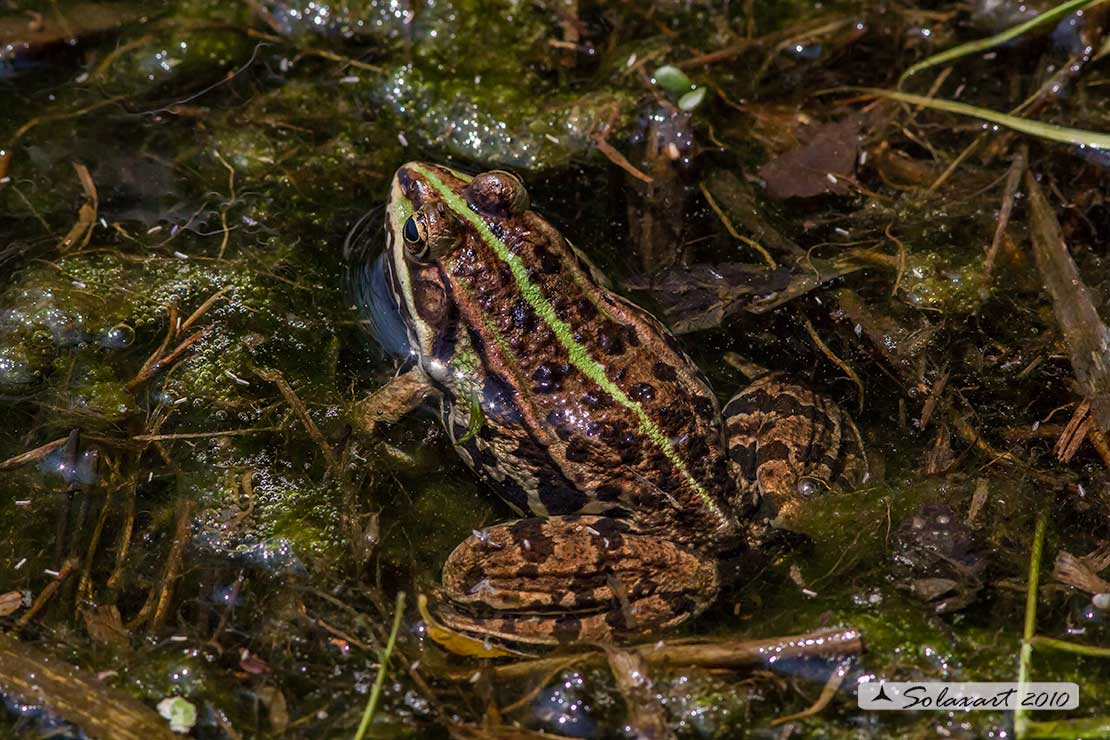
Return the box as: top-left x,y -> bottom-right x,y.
2,0 -> 1110,737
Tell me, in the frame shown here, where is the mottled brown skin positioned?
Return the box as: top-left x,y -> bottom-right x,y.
724,373 -> 868,530
376,163 -> 866,645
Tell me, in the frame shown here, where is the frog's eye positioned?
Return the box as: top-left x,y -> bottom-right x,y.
465,170 -> 530,216
402,203 -> 460,264
401,214 -> 430,262
403,216 -> 421,244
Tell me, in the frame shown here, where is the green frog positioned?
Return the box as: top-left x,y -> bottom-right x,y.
357,162 -> 867,645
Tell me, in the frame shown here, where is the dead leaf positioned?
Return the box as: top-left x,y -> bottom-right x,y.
416,594 -> 530,659
0,591 -> 22,616
81,604 -> 129,647
759,116 -> 862,200
239,649 -> 271,675
256,686 -> 289,733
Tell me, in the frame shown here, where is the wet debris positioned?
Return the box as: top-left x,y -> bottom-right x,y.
892,504 -> 986,613
0,631 -> 175,739
1025,169 -> 1110,444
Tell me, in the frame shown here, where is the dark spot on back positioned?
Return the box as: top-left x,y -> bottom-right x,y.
693,396 -> 716,418
533,362 -> 573,394
534,245 -> 561,275
653,362 -> 678,382
624,325 -> 640,347
596,484 -> 624,502
510,299 -> 537,333
538,480 -> 589,515
582,389 -> 613,409
566,437 -> 590,463
597,329 -> 625,356
553,617 -> 583,643
575,297 -> 598,321
629,383 -> 655,401
483,373 -> 523,424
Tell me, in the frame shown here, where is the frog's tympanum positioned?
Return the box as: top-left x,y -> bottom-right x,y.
360,162 -> 867,645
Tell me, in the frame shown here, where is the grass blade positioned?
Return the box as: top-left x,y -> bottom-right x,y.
1015,507 -> 1049,739
899,0 -> 1105,84
844,88 -> 1110,149
354,592 -> 406,740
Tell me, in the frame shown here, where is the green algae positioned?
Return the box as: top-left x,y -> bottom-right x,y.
2,0 -> 1110,737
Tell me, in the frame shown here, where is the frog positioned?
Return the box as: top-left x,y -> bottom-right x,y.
355,162 -> 867,645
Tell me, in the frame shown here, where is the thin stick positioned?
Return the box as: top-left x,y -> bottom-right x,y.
472,626 -> 863,683
132,427 -> 283,442
150,498 -> 195,632
594,136 -> 653,184
803,318 -> 864,414
78,486 -> 115,602
898,0 -> 1102,84
106,479 -> 137,590
1015,505 -> 1050,738
984,146 -> 1027,279
698,181 -> 776,268
13,557 -> 80,632
0,436 -> 68,471
354,592 -> 406,740
771,658 -> 851,726
179,285 -> 230,333
836,88 -> 1110,149
256,368 -> 338,469
125,329 -> 207,390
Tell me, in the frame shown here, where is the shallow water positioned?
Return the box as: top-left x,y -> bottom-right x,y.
2,0 -> 1110,737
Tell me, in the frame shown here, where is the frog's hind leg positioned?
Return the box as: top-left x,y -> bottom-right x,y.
723,372 -> 867,528
437,515 -> 719,646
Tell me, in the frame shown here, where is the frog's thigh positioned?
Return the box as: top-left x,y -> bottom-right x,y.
723,373 -> 866,520
439,515 -> 719,645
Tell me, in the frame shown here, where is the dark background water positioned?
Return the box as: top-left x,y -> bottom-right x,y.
2,0 -> 1110,737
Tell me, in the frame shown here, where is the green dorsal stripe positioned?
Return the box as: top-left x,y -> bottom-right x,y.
413,164 -> 721,518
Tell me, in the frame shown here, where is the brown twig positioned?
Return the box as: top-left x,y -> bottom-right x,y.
150,498 -> 195,632
470,627 -> 863,683
698,181 -> 776,268
770,658 -> 850,726
12,557 -> 79,632
0,436 -> 68,471
58,162 -> 99,251
918,370 -> 950,430
78,484 -> 116,602
803,318 -> 864,414
0,632 -> 174,739
106,478 -> 137,590
983,145 -> 1027,280
128,499 -> 195,632
256,368 -> 338,469
594,136 -> 653,184
125,328 -> 207,391
132,427 -> 284,442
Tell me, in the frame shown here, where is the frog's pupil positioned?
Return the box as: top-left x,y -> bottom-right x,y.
403,216 -> 420,243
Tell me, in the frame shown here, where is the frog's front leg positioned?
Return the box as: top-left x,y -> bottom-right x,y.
350,366 -> 436,434
436,516 -> 719,645
724,372 -> 867,530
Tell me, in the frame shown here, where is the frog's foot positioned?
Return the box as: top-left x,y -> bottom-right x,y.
436,515 -> 719,646
723,372 -> 867,529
